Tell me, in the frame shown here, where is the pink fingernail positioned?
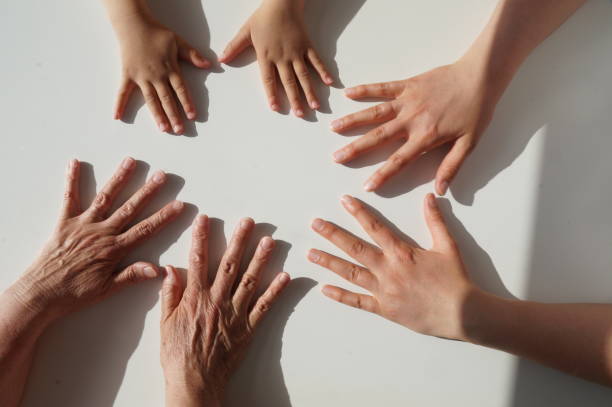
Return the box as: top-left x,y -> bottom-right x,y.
261,237 -> 275,250
152,171 -> 166,184
311,101 -> 320,110
311,218 -> 325,232
364,180 -> 377,192
121,157 -> 135,169
143,266 -> 158,278
438,181 -> 449,196
172,201 -> 184,210
279,272 -> 290,283
345,88 -> 356,97
341,195 -> 356,211
165,266 -> 175,283
330,119 -> 342,131
294,109 -> 304,117
333,150 -> 347,162
307,249 -> 320,263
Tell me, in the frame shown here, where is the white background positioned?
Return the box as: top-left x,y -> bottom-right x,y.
2,0 -> 612,406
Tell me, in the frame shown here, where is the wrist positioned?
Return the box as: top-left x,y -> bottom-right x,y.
106,0 -> 157,37
164,369 -> 224,407
262,0 -> 305,12
460,288 -> 519,346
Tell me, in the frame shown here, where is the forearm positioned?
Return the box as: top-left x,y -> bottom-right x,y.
463,290 -> 612,386
459,0 -> 587,104
0,285 -> 57,406
101,0 -> 154,35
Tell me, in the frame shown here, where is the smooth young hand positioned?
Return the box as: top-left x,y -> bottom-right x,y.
112,13 -> 210,134
161,216 -> 290,406
309,193 -> 475,340
331,62 -> 494,195
220,0 -> 333,117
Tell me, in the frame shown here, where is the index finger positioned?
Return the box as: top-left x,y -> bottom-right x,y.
311,218 -> 382,268
339,195 -> 399,250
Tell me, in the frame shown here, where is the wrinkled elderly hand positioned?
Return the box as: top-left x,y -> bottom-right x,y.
160,215 -> 290,406
331,62 -> 493,194
9,157 -> 183,319
309,194 -> 475,340
220,0 -> 332,117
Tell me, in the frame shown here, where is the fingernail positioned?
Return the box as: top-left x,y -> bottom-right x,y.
122,157 -> 135,169
294,109 -> 304,117
69,159 -> 78,169
165,266 -> 175,283
427,193 -> 437,208
332,150 -> 347,162
364,180 -> 377,192
173,125 -> 183,134
330,119 -> 342,131
321,285 -> 333,296
240,218 -> 253,228
143,266 -> 157,278
307,249 -> 320,263
345,88 -> 356,97
187,111 -> 196,120
197,214 -> 208,226
152,171 -> 166,184
341,195 -> 356,211
311,218 -> 325,232
325,76 -> 333,85
261,237 -> 274,250
270,103 -> 279,111
158,122 -> 166,132
172,200 -> 184,210
279,272 -> 290,283
439,181 -> 449,196
311,101 -> 320,110
219,51 -> 226,61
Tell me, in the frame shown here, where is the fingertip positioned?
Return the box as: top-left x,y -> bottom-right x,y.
278,272 -> 290,284
260,236 -> 275,250
321,284 -> 335,297
164,265 -> 176,284
311,218 -> 325,232
307,248 -> 320,263
437,180 -> 449,196
310,100 -> 320,110
293,108 -> 304,118
345,88 -> 357,98
364,179 -> 377,192
426,192 -> 437,209
143,264 -> 159,279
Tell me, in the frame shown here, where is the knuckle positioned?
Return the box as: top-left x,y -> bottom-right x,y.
93,192 -> 109,208
191,253 -> 204,267
389,153 -> 406,168
240,275 -> 257,291
296,69 -> 310,80
119,202 -> 135,218
349,240 -> 366,256
373,126 -> 387,141
368,218 -> 382,232
174,83 -> 187,96
347,264 -> 361,282
373,104 -> 386,119
222,259 -> 237,275
263,76 -> 275,86
136,222 -> 156,237
355,296 -> 363,309
258,300 -> 270,313
159,93 -> 174,104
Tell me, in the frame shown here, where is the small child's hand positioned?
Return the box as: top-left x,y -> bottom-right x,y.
114,18 -> 210,134
220,0 -> 333,117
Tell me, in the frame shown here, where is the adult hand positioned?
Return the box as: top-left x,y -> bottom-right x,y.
9,157 -> 184,320
309,193 -> 475,340
112,14 -> 210,134
331,62 -> 494,195
220,0 -> 333,117
160,215 -> 290,406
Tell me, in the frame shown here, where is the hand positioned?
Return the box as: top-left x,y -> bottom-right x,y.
160,216 -> 290,406
331,62 -> 494,194
113,15 -> 210,134
309,193 -> 476,341
220,0 -> 333,117
8,157 -> 184,320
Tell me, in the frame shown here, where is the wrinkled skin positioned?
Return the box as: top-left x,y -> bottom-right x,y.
160,215 -> 290,406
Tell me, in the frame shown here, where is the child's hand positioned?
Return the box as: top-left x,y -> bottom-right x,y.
331,62 -> 495,194
114,18 -> 210,134
220,0 -> 333,117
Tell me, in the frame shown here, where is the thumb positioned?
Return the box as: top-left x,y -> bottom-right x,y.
424,193 -> 456,253
113,261 -> 160,289
161,265 -> 183,319
176,36 -> 210,69
435,138 -> 473,196
219,26 -> 252,64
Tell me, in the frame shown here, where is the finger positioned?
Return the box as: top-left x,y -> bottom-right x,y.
330,102 -> 396,133
248,272 -> 291,328
424,193 -> 457,253
258,58 -> 279,111
117,200 -> 184,248
333,119 -> 405,164
113,261 -> 160,289
339,195 -> 399,249
322,285 -> 379,313
344,81 -> 404,100
106,170 -> 167,230
177,36 -> 210,69
293,59 -> 319,110
232,236 -> 275,314
114,78 -> 136,120
83,157 -> 136,221
278,63 -> 304,117
435,138 -> 473,196
219,26 -> 252,64
188,215 -> 209,289
364,140 -> 425,192
141,82 -> 170,133
169,71 -> 196,121
154,82 -> 184,135
161,265 -> 184,320
210,218 -> 255,300
60,159 -> 81,219
306,48 -> 333,85
308,249 -> 376,290
310,218 -> 382,267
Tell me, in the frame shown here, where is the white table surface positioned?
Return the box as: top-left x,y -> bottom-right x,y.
2,1 -> 612,406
